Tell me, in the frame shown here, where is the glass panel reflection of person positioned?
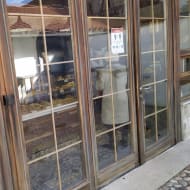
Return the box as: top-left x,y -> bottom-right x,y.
96,58 -> 129,146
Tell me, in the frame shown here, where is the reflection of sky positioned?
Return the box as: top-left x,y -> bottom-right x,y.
6,0 -> 33,6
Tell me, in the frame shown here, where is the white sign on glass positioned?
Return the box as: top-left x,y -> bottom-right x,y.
111,28 -> 124,55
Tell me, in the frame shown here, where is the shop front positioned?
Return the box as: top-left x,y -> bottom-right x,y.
0,0 -> 187,190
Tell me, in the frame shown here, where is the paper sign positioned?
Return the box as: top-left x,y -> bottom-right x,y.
111,28 -> 124,54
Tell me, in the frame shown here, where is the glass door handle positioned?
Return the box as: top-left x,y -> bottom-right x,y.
139,87 -> 145,110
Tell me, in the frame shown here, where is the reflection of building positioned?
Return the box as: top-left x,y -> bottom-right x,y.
0,1 -> 190,190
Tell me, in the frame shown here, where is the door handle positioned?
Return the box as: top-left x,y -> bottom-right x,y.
139,87 -> 145,105
139,87 -> 146,115
3,94 -> 15,106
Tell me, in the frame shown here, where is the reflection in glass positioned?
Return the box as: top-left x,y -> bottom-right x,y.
108,0 -> 126,17
141,53 -> 154,84
42,0 -> 69,15
153,0 -> 164,18
140,20 -> 153,52
116,125 -> 132,160
91,59 -> 111,97
145,116 -> 156,147
59,145 -> 86,190
24,115 -> 55,160
180,0 -> 190,16
93,63 -> 112,97
111,57 -> 128,92
9,16 -> 51,115
44,17 -> 73,63
181,57 -> 190,72
140,0 -> 152,17
113,92 -> 129,124
26,136 -> 55,161
180,17 -> 190,50
94,96 -> 113,130
87,0 -> 106,16
54,108 -> 82,148
109,19 -> 127,55
50,63 -> 77,107
97,132 -> 115,170
157,111 -> 168,139
29,155 -> 59,190
181,83 -> 190,97
94,97 -> 114,133
155,52 -> 166,81
156,82 -> 167,111
143,85 -> 155,115
6,0 -> 40,14
17,65 -> 50,115
88,19 -> 108,58
154,20 -> 166,50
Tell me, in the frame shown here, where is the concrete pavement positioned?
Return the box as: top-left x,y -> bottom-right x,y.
102,139 -> 190,190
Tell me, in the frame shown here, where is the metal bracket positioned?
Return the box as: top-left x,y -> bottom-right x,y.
3,95 -> 15,106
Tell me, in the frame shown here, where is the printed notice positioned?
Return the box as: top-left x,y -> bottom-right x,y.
111,28 -> 124,54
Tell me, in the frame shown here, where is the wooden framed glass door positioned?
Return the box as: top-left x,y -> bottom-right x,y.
136,0 -> 175,162
0,0 -> 176,189
4,0 -> 93,190
85,0 -> 138,187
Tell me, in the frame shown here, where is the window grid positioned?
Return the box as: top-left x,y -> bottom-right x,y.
87,0 -> 133,171
7,0 -> 87,189
140,0 -> 169,148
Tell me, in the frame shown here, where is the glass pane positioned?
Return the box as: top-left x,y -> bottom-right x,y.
44,17 -> 73,63
94,96 -> 114,133
154,20 -> 166,50
9,15 -> 42,33
145,116 -> 156,147
93,61 -> 112,97
17,66 -> 50,114
141,53 -> 154,84
88,19 -> 108,58
153,0 -> 165,18
109,19 -> 128,55
97,132 -> 115,170
59,144 -> 86,190
181,83 -> 190,97
181,57 -> 190,72
155,52 -> 167,81
50,63 -> 77,107
6,0 -> 40,14
143,85 -> 155,115
42,0 -> 69,15
87,0 -> 106,16
94,96 -> 113,127
180,17 -> 190,50
24,115 -> 55,160
157,110 -> 168,139
113,92 -> 130,124
54,107 -> 82,148
116,125 -> 132,160
156,82 -> 167,111
140,20 -> 154,52
140,0 -> 152,18
108,0 -> 126,17
29,155 -> 59,190
180,0 -> 190,16
8,16 -> 51,115
111,57 -> 128,92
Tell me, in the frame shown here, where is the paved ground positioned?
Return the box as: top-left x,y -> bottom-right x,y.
102,139 -> 190,190
159,165 -> 190,190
